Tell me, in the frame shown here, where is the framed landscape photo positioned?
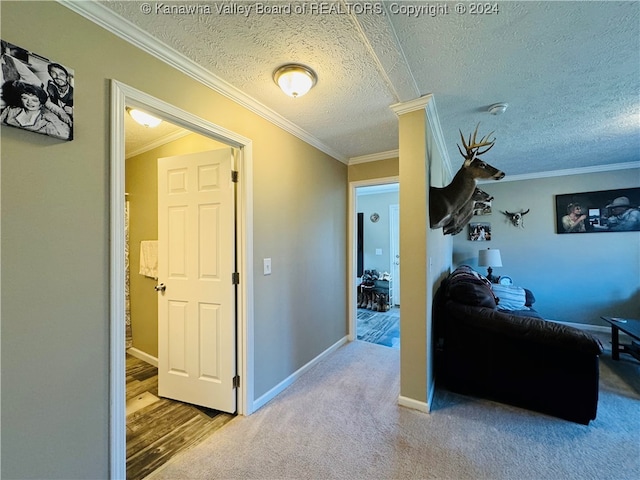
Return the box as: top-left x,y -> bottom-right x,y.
555,187 -> 640,234
1,39 -> 73,141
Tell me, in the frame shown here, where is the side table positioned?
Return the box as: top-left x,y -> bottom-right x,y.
600,316 -> 640,361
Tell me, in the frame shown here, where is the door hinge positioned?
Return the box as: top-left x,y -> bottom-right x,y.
231,170 -> 239,183
232,272 -> 240,284
233,375 -> 240,389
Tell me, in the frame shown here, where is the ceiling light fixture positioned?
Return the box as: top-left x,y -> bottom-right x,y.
488,103 -> 508,115
127,107 -> 162,128
273,64 -> 317,98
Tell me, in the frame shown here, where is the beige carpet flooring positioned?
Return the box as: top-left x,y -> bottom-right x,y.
147,338 -> 639,480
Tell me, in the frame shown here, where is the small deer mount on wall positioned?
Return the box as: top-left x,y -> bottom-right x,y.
429,124 -> 505,235
443,187 -> 493,235
502,209 -> 530,228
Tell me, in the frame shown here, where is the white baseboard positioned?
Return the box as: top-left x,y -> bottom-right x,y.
547,319 -> 634,341
252,336 -> 349,412
550,320 -> 609,334
127,347 -> 158,367
398,395 -> 430,413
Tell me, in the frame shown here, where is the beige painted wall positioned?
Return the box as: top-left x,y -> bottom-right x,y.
1,2 -> 347,477
396,103 -> 452,408
348,157 -> 399,182
126,133 -> 228,358
398,109 -> 429,403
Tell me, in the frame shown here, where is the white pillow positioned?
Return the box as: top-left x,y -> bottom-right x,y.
492,284 -> 527,311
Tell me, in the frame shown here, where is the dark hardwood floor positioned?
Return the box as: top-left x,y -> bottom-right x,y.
126,354 -> 235,480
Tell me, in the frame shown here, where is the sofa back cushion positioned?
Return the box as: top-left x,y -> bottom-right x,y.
447,266 -> 497,308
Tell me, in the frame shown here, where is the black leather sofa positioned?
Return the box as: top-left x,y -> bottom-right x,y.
434,266 -> 603,424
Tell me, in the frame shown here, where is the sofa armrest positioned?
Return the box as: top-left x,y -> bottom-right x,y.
446,301 -> 603,355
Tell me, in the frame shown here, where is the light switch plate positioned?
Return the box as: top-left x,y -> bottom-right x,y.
263,258 -> 272,275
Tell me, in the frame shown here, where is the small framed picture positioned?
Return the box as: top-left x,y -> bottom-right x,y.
469,222 -> 491,241
1,39 -> 73,141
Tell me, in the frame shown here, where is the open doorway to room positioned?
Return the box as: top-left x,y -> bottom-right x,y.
110,81 -> 254,479
350,179 -> 400,349
124,113 -> 238,479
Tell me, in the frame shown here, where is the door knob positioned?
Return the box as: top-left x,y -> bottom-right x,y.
155,283 -> 166,292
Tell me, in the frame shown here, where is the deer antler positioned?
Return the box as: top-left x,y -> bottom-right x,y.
457,124 -> 496,161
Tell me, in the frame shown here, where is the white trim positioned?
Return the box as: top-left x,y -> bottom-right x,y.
110,81 -> 127,480
58,0 -> 347,164
126,348 -> 158,367
109,80 -> 254,479
425,96 -> 453,180
349,150 -> 399,165
547,319 -> 635,342
389,94 -> 453,180
484,161 -> 640,183
398,395 -> 431,413
348,177 -> 400,343
547,319 -> 609,335
357,183 -> 399,196
390,94 -> 434,116
252,337 -> 349,411
389,204 -> 400,306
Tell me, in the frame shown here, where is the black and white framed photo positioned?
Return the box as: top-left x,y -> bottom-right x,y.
469,222 -> 492,241
473,198 -> 493,216
1,40 -> 73,141
555,187 -> 640,234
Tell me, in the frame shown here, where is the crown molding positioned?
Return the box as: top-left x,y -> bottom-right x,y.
478,161 -> 640,183
425,96 -> 454,180
349,150 -> 399,165
389,94 -> 454,180
389,94 -> 433,116
58,0 -> 348,164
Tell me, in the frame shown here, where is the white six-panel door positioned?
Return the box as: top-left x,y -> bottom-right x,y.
157,148 -> 236,413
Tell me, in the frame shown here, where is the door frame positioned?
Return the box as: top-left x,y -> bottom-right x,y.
348,176 -> 399,341
389,204 -> 400,306
109,80 -> 254,478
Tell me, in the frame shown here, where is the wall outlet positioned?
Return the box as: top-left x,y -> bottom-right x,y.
376,248 -> 383,256
263,258 -> 272,275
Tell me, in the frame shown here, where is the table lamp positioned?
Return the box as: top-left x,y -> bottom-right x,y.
478,248 -> 502,282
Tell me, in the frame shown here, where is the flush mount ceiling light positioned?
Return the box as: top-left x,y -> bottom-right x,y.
127,107 -> 162,128
488,103 -> 509,115
273,64 -> 317,98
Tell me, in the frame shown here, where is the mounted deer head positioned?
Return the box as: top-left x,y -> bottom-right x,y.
443,188 -> 493,235
430,124 -> 505,230
502,209 -> 530,228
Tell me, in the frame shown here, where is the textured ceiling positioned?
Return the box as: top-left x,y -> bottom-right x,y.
90,0 -> 639,178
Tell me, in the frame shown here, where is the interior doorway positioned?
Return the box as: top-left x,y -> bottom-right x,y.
349,178 -> 400,349
124,132 -> 240,476
110,80 -> 254,479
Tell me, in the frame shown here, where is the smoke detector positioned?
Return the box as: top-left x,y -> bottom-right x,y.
488,103 -> 508,115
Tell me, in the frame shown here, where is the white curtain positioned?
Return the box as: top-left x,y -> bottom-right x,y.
125,200 -> 132,349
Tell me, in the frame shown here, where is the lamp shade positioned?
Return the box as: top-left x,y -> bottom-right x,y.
478,248 -> 502,267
